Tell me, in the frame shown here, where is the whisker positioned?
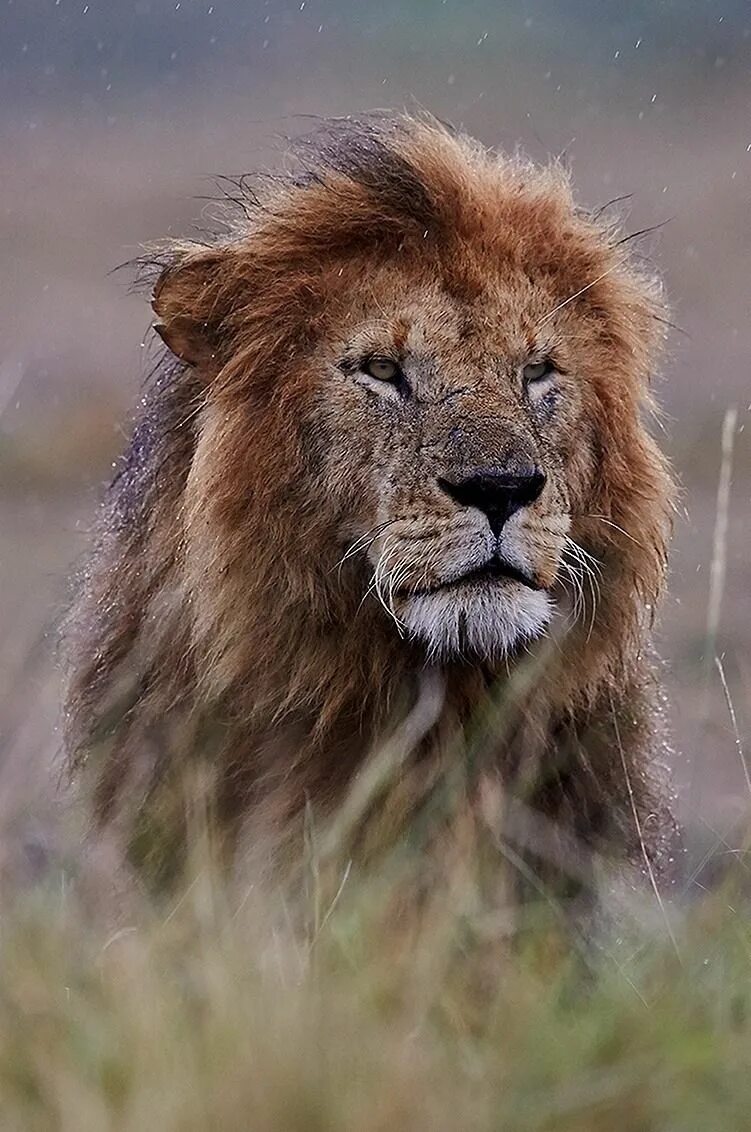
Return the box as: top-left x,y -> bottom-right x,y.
331,519 -> 397,575
566,539 -> 602,577
534,258 -> 628,330
558,561 -> 585,629
562,537 -> 601,641
371,537 -> 406,634
585,515 -> 645,549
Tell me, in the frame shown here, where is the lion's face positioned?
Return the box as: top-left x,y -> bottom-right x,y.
313,268 -> 601,660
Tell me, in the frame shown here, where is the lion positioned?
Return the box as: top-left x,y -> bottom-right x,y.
64,112 -> 677,902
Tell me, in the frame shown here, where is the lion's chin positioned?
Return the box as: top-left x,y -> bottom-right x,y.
397,584 -> 552,661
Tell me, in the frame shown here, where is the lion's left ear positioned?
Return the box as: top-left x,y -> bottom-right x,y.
151,248 -> 230,368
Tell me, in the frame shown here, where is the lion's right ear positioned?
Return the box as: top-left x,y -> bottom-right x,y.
151,249 -> 229,368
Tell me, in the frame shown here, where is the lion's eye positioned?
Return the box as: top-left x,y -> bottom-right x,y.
364,357 -> 401,382
523,359 -> 555,384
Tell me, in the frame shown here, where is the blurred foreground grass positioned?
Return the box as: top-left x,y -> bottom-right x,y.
2,838 -> 751,1132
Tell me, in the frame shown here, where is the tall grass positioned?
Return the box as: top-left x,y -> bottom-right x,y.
0,810 -> 749,1132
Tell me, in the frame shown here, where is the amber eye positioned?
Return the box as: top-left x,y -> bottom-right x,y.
364,357 -> 401,382
523,359 -> 555,384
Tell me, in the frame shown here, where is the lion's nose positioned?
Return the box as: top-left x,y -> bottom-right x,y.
438,465 -> 546,537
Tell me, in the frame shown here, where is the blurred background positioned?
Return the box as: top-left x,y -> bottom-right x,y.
1,0 -> 749,876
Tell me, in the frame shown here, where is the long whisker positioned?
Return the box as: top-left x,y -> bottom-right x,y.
563,536 -> 601,641
534,258 -> 628,330
585,514 -> 645,549
371,537 -> 406,634
357,535 -> 396,614
566,542 -> 602,600
331,519 -> 397,575
558,560 -> 584,629
567,540 -> 602,577
568,544 -> 600,616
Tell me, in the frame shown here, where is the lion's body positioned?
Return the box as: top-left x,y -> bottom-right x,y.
64,114 -> 676,894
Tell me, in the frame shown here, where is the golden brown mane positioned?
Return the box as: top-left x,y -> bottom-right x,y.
64,113 -> 676,894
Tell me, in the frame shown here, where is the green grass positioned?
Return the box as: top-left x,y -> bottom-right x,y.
2,838 -> 751,1132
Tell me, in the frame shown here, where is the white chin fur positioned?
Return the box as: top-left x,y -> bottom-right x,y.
398,584 -> 552,661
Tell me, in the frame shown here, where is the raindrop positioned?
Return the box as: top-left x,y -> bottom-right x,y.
613,49 -> 620,59
634,37 -> 642,48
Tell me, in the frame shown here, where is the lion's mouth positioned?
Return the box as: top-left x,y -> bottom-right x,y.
405,555 -> 542,597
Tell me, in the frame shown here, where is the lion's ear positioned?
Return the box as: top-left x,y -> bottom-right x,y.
151,249 -> 228,368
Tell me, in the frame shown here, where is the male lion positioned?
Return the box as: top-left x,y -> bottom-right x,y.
65,113 -> 677,898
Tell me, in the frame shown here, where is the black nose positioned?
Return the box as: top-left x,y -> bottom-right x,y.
438,465 -> 546,536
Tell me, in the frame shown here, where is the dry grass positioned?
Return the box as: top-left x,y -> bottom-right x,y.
0,812 -> 748,1132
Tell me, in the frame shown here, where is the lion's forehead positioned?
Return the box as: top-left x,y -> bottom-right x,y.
337,271 -> 579,369
404,301 -> 540,364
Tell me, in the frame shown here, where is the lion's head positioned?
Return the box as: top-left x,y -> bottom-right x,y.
149,115 -> 669,674
66,113 -> 675,882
